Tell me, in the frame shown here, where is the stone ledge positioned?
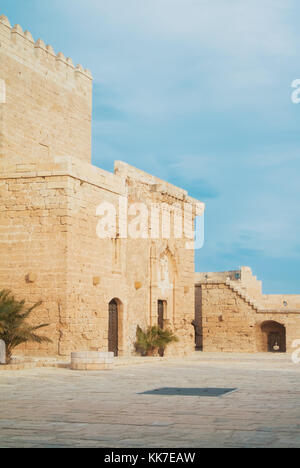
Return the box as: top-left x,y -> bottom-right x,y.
0,361 -> 70,371
0,356 -> 177,371
0,155 -> 126,196
0,362 -> 37,371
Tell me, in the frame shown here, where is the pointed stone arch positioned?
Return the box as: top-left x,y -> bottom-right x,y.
157,245 -> 178,282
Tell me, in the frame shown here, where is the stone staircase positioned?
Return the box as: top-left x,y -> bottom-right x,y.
224,279 -> 300,315
225,278 -> 261,311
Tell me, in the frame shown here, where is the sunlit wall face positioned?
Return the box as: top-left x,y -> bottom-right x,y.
2,0 -> 300,293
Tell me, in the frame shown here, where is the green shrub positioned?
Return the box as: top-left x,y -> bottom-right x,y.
0,290 -> 52,363
135,325 -> 179,356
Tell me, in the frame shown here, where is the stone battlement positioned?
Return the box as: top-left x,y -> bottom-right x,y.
0,14 -> 92,163
0,15 -> 92,88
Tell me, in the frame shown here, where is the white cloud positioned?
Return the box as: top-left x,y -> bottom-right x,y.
51,0 -> 299,119
51,0 -> 300,264
170,145 -> 300,259
86,0 -> 296,58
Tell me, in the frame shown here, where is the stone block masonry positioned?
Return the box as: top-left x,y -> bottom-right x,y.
0,154 -> 202,358
0,14 -> 204,359
195,268 -> 300,353
0,15 -> 92,163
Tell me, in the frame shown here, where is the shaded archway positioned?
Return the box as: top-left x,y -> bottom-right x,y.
108,298 -> 123,356
260,321 -> 286,353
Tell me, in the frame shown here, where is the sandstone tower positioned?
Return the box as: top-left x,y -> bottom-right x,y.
0,15 -> 204,358
0,15 -> 92,163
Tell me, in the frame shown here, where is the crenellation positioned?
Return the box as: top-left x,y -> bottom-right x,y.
45,44 -> 55,56
66,57 -> 74,67
0,14 -> 11,28
24,30 -> 34,43
11,23 -> 24,41
0,18 -> 11,43
56,51 -> 67,64
0,15 -> 92,82
34,38 -> 47,51
0,14 -> 93,163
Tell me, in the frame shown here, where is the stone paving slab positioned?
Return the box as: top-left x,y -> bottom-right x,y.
0,353 -> 300,448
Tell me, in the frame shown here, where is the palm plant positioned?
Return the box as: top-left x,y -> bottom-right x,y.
0,290 -> 52,364
135,325 -> 179,357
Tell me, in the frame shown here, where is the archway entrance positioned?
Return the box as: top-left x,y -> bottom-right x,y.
108,299 -> 119,356
260,321 -> 286,353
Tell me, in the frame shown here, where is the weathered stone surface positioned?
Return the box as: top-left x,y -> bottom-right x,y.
195,267 -> 300,353
0,16 -> 203,360
0,16 -> 92,163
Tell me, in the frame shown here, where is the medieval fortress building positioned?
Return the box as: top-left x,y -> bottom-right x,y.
0,14 -> 203,358
0,15 -> 300,358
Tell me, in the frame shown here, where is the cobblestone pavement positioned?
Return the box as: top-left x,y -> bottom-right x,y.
0,353 -> 299,448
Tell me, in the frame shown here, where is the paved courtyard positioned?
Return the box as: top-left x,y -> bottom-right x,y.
0,352 -> 300,448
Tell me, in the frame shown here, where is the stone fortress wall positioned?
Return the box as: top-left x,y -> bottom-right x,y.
0,15 -> 204,358
195,267 -> 300,353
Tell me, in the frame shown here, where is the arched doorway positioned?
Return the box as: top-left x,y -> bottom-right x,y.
260,321 -> 286,353
108,299 -> 121,356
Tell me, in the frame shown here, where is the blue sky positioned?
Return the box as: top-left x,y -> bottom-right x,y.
2,0 -> 300,293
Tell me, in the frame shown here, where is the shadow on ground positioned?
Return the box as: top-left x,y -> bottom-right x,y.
139,387 -> 238,397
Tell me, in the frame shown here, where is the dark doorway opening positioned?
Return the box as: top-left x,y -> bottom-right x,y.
261,321 -> 286,353
108,299 -> 119,356
158,300 -> 166,357
158,300 -> 164,329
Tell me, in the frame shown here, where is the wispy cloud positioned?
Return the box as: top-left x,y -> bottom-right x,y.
2,0 -> 300,292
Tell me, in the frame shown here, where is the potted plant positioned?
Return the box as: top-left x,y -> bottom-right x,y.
135,325 -> 179,357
